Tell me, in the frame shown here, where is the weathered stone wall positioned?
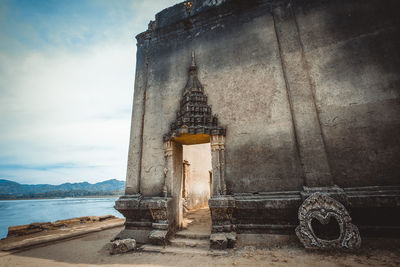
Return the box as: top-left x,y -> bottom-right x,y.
119,0 -> 400,244
127,0 -> 399,196
183,144 -> 212,210
293,0 -> 400,188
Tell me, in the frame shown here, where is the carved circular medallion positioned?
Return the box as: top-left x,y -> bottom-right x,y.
295,193 -> 361,249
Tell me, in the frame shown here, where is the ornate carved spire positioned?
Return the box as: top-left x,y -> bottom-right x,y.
184,51 -> 203,96
164,51 -> 225,144
191,51 -> 196,67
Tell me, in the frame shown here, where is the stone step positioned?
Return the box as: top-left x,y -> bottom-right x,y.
140,245 -> 227,256
170,237 -> 210,249
175,232 -> 210,240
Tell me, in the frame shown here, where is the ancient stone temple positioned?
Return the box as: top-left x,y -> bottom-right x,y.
115,0 -> 400,249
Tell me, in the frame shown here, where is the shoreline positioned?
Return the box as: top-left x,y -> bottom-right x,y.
0,195 -> 122,201
0,197 -> 122,240
0,216 -> 125,252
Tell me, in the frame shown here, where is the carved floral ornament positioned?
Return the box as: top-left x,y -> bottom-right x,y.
295,193 -> 361,250
149,207 -> 168,222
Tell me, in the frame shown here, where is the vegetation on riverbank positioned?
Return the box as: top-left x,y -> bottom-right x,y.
0,179 -> 124,200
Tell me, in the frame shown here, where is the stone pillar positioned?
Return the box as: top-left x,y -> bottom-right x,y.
210,136 -> 221,196
124,28 -> 153,195
271,4 -> 360,249
164,141 -> 174,197
209,135 -> 235,249
209,195 -> 236,249
272,4 -> 333,187
116,39 -> 152,239
218,136 -> 227,195
210,135 -> 226,195
163,140 -> 183,229
147,197 -> 173,246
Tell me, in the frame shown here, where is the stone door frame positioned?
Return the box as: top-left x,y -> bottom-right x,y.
163,134 -> 226,229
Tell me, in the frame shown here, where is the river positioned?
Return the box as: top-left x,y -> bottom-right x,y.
0,197 -> 122,239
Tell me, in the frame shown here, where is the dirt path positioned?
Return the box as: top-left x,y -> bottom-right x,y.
1,226 -> 399,267
181,207 -> 211,235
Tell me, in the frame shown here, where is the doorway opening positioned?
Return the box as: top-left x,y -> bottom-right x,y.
180,143 -> 212,234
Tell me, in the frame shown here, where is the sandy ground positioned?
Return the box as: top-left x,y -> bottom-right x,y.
0,218 -> 124,251
1,226 -> 400,267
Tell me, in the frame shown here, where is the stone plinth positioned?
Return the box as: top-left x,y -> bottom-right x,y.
115,195 -> 174,245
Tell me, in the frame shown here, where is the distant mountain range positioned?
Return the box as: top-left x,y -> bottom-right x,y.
0,179 -> 125,199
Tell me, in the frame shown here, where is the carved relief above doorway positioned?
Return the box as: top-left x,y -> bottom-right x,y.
163,51 -> 225,145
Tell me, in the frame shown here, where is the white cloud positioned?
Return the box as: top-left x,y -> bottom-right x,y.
0,41 -> 135,184
0,0 -> 182,185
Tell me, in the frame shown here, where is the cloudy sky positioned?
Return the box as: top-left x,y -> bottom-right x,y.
0,0 -> 181,185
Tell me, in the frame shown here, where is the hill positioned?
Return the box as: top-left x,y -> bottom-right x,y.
0,179 -> 125,199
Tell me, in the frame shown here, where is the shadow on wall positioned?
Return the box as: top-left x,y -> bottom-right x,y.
295,0 -> 400,79
293,0 -> 400,187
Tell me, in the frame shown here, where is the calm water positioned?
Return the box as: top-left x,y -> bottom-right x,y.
0,197 -> 122,239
